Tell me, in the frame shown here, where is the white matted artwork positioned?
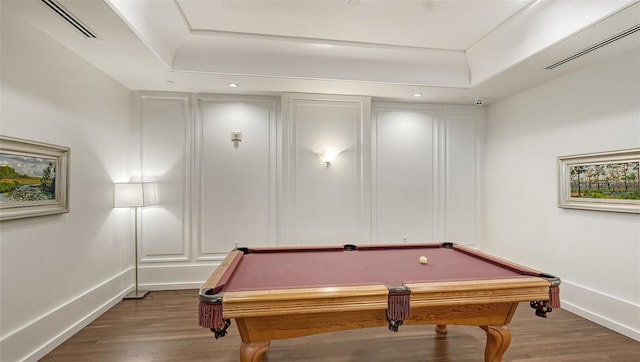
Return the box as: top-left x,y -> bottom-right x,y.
558,148 -> 639,214
0,136 -> 70,221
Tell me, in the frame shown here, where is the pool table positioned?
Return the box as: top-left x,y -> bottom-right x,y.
199,243 -> 560,362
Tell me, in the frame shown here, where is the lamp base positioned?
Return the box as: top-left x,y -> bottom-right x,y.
123,290 -> 150,300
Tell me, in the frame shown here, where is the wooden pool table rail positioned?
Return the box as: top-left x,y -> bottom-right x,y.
203,275 -> 550,319
202,277 -> 550,362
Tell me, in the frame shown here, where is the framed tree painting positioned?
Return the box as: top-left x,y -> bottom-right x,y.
0,136 -> 70,221
558,148 -> 640,213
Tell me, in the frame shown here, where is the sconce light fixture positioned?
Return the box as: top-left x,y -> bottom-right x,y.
318,148 -> 338,167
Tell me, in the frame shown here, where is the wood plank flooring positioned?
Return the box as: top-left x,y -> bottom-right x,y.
40,290 -> 639,361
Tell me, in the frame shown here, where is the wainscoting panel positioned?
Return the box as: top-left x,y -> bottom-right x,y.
442,107 -> 483,245
372,103 -> 439,244
139,94 -> 191,262
281,94 -> 371,246
196,95 -> 278,258
136,93 -> 483,275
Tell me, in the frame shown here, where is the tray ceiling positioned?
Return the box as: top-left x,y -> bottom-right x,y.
5,0 -> 640,104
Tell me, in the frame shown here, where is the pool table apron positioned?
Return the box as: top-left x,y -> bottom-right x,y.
224,279 -> 548,362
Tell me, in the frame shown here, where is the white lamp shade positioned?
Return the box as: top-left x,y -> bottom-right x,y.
114,183 -> 158,208
142,183 -> 158,206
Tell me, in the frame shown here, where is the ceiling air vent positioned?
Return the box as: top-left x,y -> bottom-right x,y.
41,0 -> 97,38
546,24 -> 640,70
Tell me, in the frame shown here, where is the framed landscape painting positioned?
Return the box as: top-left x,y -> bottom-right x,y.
558,149 -> 640,213
0,136 -> 70,221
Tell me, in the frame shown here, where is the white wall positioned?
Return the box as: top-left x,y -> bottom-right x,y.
0,6 -> 134,361
484,47 -> 640,340
135,93 -> 281,289
282,94 -> 372,245
137,93 -> 484,291
199,95 -> 278,251
373,103 -> 437,243
371,103 -> 483,244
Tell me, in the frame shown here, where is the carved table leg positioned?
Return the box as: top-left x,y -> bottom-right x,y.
435,324 -> 448,334
240,341 -> 270,362
480,325 -> 511,362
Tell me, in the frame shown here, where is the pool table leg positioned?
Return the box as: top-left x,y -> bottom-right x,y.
480,325 -> 511,362
240,341 -> 270,362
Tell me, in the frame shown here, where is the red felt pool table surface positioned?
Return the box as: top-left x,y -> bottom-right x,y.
199,243 -> 560,362
225,244 -> 535,292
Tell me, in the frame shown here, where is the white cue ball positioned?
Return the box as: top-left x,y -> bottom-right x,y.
419,256 -> 428,264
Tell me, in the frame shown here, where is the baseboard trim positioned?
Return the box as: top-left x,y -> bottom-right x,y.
560,280 -> 639,342
138,262 -> 218,291
145,282 -> 204,290
0,270 -> 130,362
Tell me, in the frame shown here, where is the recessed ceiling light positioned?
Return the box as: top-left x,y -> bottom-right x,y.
228,83 -> 239,88
413,93 -> 423,98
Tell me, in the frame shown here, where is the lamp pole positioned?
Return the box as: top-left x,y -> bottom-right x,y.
114,182 -> 156,300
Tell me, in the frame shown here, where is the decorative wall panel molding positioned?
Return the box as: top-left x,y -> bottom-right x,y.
139,93 -> 191,262
442,107 -> 484,245
371,103 -> 484,246
194,95 -> 278,259
371,103 -> 440,243
135,92 -> 483,280
281,94 -> 372,245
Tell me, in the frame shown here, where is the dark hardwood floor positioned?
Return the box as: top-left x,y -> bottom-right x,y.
40,290 -> 639,361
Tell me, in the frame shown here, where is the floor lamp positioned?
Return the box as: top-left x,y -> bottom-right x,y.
114,182 -> 157,299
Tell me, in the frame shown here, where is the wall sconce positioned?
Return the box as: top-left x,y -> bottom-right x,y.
114,182 -> 158,299
318,148 -> 338,167
231,130 -> 242,149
